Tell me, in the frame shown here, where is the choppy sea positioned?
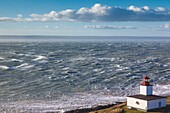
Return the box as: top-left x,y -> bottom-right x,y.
0,36 -> 170,113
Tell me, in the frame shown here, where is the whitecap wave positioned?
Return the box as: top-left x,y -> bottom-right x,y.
98,57 -> 115,61
153,84 -> 170,96
0,65 -> 9,70
70,57 -> 86,61
0,56 -> 5,60
33,55 -> 47,61
16,63 -> 34,70
0,84 -> 169,112
0,92 -> 125,112
10,59 -> 23,62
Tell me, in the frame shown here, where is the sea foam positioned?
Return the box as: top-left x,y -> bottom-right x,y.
0,84 -> 169,112
33,55 -> 47,61
0,65 -> 10,70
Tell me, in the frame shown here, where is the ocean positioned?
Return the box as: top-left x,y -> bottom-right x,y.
0,36 -> 170,112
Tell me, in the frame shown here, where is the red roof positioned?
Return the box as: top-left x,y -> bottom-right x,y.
140,76 -> 151,86
144,76 -> 150,79
140,81 -> 150,86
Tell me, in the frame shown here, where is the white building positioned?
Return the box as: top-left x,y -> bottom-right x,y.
127,76 -> 167,111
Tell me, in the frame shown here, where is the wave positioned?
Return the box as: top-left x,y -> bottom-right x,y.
10,59 -> 23,62
153,84 -> 170,96
0,92 -> 125,113
70,57 -> 86,61
98,57 -> 115,61
0,56 -> 5,60
0,63 -> 34,70
0,65 -> 15,70
16,63 -> 34,70
0,65 -> 9,70
33,55 -> 47,61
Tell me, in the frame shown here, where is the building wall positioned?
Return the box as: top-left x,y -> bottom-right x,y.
127,97 -> 147,110
160,98 -> 167,107
127,97 -> 167,111
140,85 -> 152,95
147,98 -> 167,110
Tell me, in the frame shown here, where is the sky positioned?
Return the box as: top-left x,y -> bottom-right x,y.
0,0 -> 170,36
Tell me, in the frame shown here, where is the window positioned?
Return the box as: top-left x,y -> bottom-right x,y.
136,101 -> 140,105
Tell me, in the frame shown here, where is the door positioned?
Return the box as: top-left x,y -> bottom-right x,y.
159,101 -> 161,108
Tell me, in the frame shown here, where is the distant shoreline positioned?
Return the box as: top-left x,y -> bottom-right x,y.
0,35 -> 170,42
0,35 -> 170,38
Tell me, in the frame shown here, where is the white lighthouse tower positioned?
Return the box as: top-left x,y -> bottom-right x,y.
140,76 -> 152,96
127,76 -> 167,111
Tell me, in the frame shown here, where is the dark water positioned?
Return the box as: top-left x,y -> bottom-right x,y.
0,40 -> 170,112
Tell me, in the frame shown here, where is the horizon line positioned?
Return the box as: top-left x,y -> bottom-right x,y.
0,35 -> 170,38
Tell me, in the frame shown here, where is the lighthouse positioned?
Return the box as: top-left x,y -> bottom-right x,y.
140,76 -> 152,96
127,76 -> 167,111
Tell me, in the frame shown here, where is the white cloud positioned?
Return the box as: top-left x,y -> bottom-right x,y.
47,11 -> 59,17
60,9 -> 75,16
0,4 -> 170,22
38,25 -> 49,29
17,14 -> 23,18
44,25 -> 49,29
0,17 -> 14,22
155,7 -> 167,12
90,3 -> 112,15
143,6 -> 150,11
128,5 -> 150,12
160,23 -> 170,29
128,6 -> 142,12
77,3 -> 112,16
84,25 -> 137,29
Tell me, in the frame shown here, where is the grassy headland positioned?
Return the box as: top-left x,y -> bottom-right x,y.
65,96 -> 170,113
90,96 -> 170,113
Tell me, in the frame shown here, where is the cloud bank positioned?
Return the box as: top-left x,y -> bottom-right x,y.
160,23 -> 170,29
1,4 -> 170,22
84,25 -> 137,29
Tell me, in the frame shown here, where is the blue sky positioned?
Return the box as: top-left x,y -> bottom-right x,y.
0,0 -> 170,36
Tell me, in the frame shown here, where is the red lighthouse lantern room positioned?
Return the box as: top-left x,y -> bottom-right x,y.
140,76 -> 150,86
